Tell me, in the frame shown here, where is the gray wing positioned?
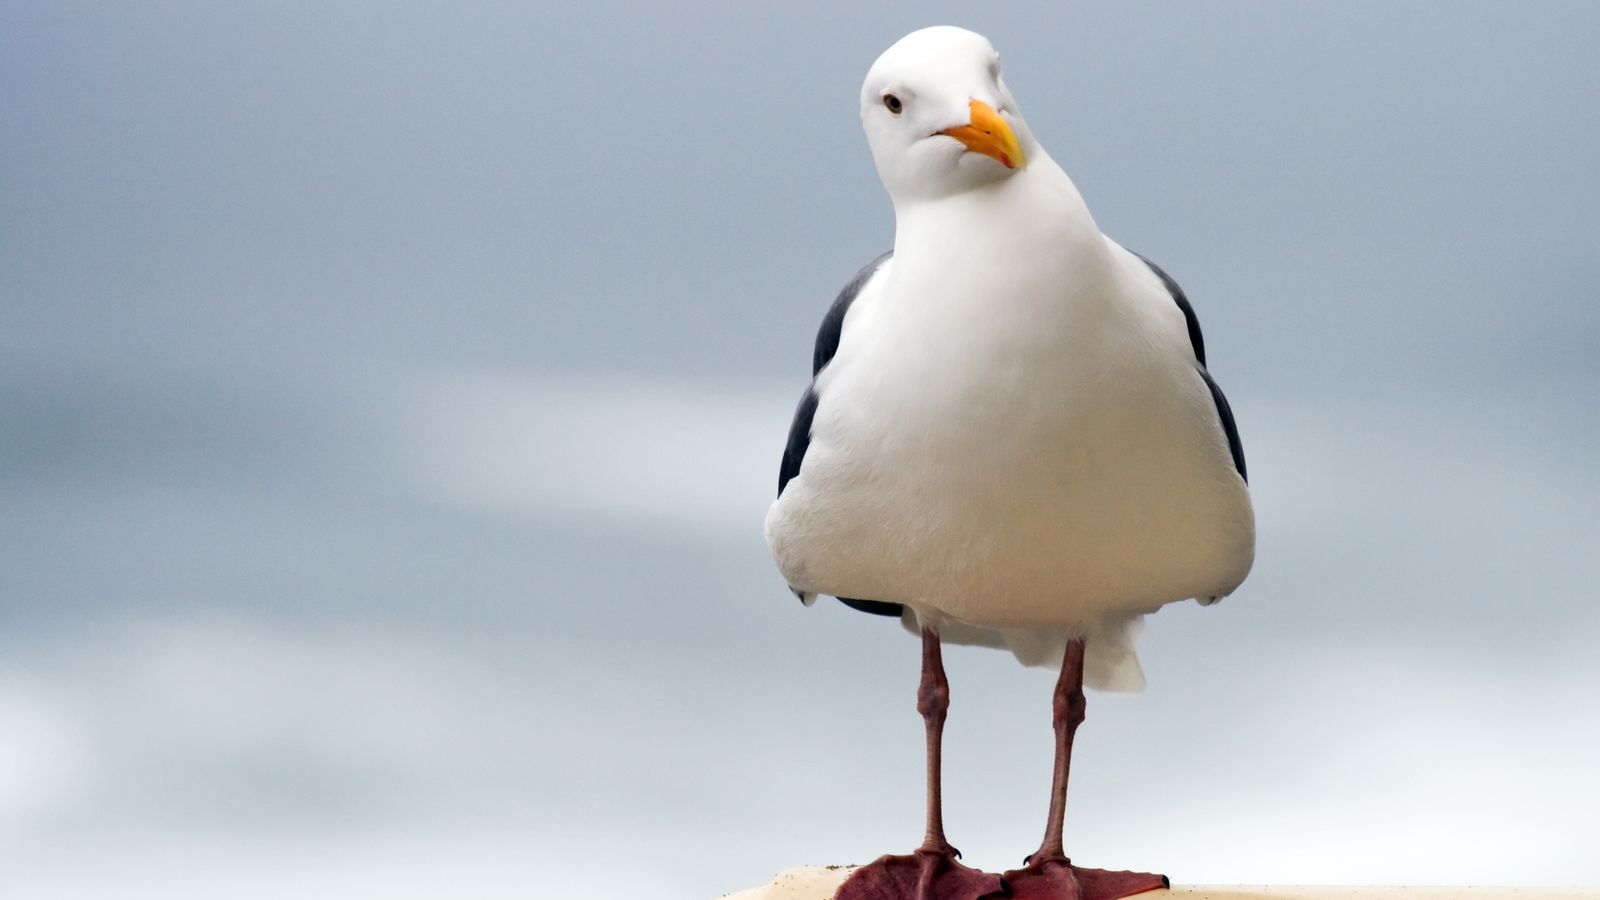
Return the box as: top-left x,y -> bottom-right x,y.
1130,251 -> 1247,482
777,251 -> 903,618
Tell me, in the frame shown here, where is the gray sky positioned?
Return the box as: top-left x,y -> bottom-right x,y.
2,2 -> 1598,897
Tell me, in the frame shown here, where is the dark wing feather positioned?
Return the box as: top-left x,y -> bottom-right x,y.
777,250 -> 892,497
777,387 -> 818,497
778,251 -> 903,618
1198,367 -> 1248,481
838,597 -> 907,618
812,249 -> 894,376
1130,250 -> 1247,482
1130,250 -> 1206,366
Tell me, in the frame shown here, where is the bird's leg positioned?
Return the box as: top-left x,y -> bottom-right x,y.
917,624 -> 956,855
834,627 -> 1004,900
1002,637 -> 1169,900
1035,637 -> 1087,864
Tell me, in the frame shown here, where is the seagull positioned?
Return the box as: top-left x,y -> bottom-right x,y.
764,26 -> 1255,900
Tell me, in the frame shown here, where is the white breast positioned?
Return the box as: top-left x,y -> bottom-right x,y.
765,165 -> 1254,631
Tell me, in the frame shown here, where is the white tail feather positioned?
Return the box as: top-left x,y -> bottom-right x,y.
1082,615 -> 1147,693
900,608 -> 1149,694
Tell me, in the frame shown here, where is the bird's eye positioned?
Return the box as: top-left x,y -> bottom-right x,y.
883,94 -> 903,115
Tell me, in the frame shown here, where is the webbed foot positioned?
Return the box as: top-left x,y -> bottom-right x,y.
834,847 -> 1006,900
1001,855 -> 1168,900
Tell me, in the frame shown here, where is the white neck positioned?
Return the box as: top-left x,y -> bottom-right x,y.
890,153 -> 1112,296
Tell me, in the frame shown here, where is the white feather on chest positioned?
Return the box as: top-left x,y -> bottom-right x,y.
765,166 -> 1253,631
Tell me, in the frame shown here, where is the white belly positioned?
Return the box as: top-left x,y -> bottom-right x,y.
765,250 -> 1254,630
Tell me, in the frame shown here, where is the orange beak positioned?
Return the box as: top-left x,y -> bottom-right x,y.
939,99 -> 1026,170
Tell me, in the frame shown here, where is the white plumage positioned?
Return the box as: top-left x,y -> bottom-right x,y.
765,26 -> 1254,692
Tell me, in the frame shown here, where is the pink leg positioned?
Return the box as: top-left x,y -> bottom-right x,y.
1003,639 -> 1169,900
917,625 -> 955,854
835,628 -> 1004,900
1036,638 -> 1088,863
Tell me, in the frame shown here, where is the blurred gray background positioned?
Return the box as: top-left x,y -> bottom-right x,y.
3,2 -> 1597,897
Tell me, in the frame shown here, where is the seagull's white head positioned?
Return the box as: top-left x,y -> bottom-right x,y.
860,27 -> 1036,204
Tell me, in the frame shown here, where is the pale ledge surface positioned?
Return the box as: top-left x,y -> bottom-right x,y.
721,867 -> 1595,900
